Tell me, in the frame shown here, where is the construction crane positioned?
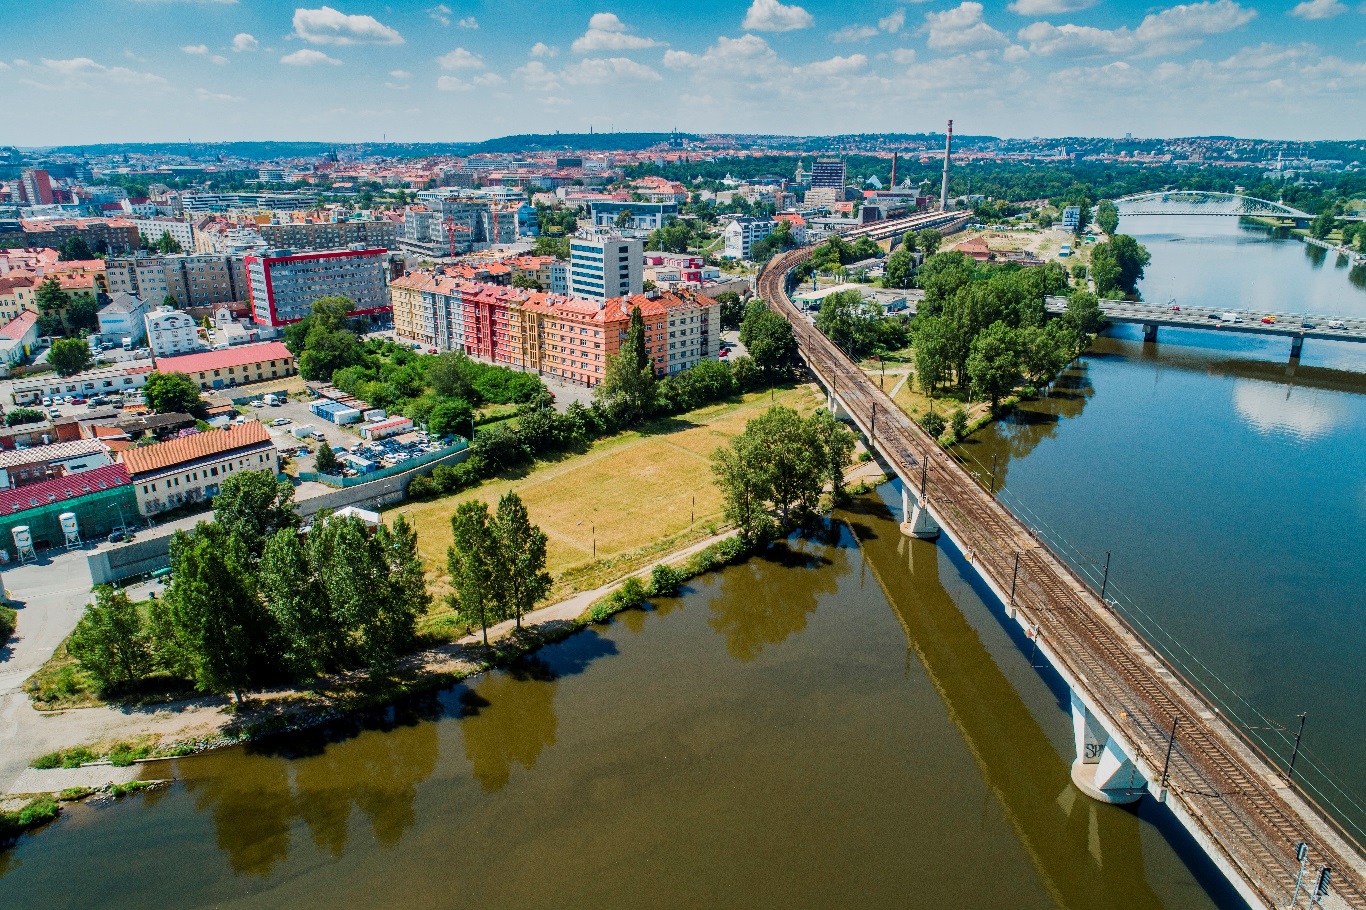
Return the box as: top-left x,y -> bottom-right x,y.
443,217 -> 472,257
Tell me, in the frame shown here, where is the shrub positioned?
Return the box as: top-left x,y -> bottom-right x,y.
649,564 -> 686,597
686,544 -> 724,576
32,746 -> 98,770
406,474 -> 437,500
0,797 -> 60,839
610,576 -> 648,610
716,536 -> 751,564
950,407 -> 968,441
918,410 -> 947,439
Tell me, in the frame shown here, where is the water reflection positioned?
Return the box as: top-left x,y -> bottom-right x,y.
843,497 -> 1231,910
178,697 -> 443,875
457,657 -> 560,792
706,533 -> 847,662
1231,380 -> 1349,439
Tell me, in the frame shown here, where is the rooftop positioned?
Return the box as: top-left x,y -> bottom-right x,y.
122,421 -> 272,476
0,311 -> 38,340
153,340 -> 292,375
0,464 -> 131,518
0,438 -> 108,470
99,292 -> 145,315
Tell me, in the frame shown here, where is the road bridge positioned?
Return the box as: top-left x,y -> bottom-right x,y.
758,245 -> 1366,910
1044,297 -> 1366,361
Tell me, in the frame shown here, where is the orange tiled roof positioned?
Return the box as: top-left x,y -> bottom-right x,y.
122,422 -> 272,477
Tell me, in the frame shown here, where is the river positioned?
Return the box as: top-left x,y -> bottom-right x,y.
2,215 -> 1362,908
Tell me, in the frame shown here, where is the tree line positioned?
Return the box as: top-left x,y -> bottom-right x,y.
67,472 -> 431,700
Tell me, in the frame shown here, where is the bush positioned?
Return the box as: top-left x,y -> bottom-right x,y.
918,410 -> 947,439
649,564 -> 686,597
32,746 -> 98,770
4,408 -> 45,427
950,407 -> 968,441
716,536 -> 751,564
0,797 -> 59,839
407,474 -> 437,499
686,544 -> 724,576
0,604 -> 14,647
610,576 -> 648,610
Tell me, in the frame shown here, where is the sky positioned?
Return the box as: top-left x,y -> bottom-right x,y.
1,0 -> 1364,146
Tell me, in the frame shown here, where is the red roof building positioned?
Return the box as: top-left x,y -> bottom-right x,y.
153,341 -> 295,390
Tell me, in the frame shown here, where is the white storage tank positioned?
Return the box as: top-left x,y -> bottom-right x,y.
60,511 -> 81,548
12,526 -> 32,551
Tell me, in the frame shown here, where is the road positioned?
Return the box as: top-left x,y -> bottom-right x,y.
1046,297 -> 1366,346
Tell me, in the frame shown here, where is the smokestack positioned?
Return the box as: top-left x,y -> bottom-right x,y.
890,152 -> 898,190
940,120 -> 953,212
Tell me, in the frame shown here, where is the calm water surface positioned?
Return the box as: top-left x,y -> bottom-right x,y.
958,215 -> 1366,837
0,503 -> 1232,909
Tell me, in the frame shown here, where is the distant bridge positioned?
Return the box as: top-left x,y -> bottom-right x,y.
1115,191 -> 1312,222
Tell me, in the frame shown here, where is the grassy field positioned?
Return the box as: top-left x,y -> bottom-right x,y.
391,383 -> 823,605
856,350 -> 990,437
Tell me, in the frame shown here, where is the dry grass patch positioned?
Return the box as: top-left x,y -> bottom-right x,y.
391,383 -> 821,606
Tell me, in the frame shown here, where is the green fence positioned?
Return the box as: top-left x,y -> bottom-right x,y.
297,439 -> 469,488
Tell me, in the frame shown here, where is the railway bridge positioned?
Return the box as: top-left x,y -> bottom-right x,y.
757,245 -> 1366,910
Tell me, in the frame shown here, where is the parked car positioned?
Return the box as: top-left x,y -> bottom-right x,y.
48,408 -> 61,419
271,417 -> 292,427
1222,312 -> 1242,323
41,397 -> 52,406
311,431 -> 326,441
1169,305 -> 1180,313
1205,312 -> 1220,320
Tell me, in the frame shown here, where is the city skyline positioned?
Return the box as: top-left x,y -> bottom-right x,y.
2,0 -> 1365,145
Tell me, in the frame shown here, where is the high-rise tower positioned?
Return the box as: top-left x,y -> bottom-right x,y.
939,120 -> 953,211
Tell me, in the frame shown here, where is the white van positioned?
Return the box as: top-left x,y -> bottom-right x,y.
1222,312 -> 1241,323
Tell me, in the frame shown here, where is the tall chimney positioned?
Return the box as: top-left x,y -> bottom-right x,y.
940,120 -> 953,212
890,152 -> 898,190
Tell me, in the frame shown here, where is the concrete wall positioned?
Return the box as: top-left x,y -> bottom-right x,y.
85,447 -> 472,584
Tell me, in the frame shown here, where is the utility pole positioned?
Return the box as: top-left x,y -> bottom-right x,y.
989,453 -> 998,494
1100,550 -> 1111,603
1010,552 -> 1019,607
1287,713 -> 1308,783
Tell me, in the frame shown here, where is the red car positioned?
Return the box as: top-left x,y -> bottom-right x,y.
1169,305 -> 1180,313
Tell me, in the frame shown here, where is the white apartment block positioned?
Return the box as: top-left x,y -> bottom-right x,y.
567,234 -> 642,302
723,218 -> 777,260
97,293 -> 149,344
145,306 -> 204,357
131,219 -> 194,251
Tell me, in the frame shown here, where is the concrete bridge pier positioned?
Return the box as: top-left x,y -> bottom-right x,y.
1290,335 -> 1304,360
1143,323 -> 1159,343
899,477 -> 941,540
1071,692 -> 1146,805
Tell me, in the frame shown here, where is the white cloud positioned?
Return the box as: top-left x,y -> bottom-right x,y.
280,48 -> 341,66
530,42 -> 559,58
516,60 -> 559,89
571,13 -> 664,53
292,6 -> 403,46
1133,0 -> 1256,53
231,33 -> 258,52
921,3 -> 1008,50
831,24 -> 878,41
889,47 -> 917,63
473,72 -> 504,86
389,69 -> 412,78
181,45 -> 227,64
1007,0 -> 1096,14
879,9 -> 906,32
1291,0 -> 1347,17
458,16 -> 478,28
195,87 -> 243,102
561,56 -> 662,84
799,54 -> 868,76
436,75 -> 472,91
742,0 -> 814,32
437,47 -> 483,69
427,3 -> 451,25
41,57 -> 168,85
665,34 -> 781,74
1017,21 -> 1132,55
1003,43 -> 1031,61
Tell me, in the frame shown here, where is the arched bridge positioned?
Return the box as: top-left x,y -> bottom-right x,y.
1116,191 -> 1312,221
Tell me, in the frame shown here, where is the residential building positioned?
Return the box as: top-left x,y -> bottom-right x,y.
179,192 -> 313,215
723,218 -> 777,260
549,260 -> 568,295
774,212 -> 808,244
0,464 -> 137,559
0,439 -> 112,489
245,248 -> 390,326
154,341 -> 295,390
19,169 -> 54,206
805,158 -> 847,209
0,276 -> 36,323
122,422 -> 278,516
259,217 -> 399,252
568,234 -> 642,302
20,217 -> 140,254
588,200 -> 678,231
11,362 -> 155,405
401,208 -> 450,256
144,306 -> 203,357
131,218 -> 194,251
0,311 -> 38,375
98,293 -> 150,344
1062,206 -> 1082,231
106,253 -> 250,313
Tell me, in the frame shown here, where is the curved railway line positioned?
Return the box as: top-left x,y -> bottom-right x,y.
757,245 -> 1366,910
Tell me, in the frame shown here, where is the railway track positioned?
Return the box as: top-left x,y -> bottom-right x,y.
757,247 -> 1366,910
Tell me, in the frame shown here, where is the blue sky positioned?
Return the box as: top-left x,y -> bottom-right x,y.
2,0 -> 1363,145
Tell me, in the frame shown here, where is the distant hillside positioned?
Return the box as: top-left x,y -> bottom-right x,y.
34,141 -> 478,161
467,132 -> 694,154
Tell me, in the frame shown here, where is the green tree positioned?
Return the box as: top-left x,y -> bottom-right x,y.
142,371 -> 204,416
259,528 -> 340,677
35,277 -> 67,335
884,248 -> 915,289
532,235 -> 570,259
615,209 -> 635,229
966,322 -> 1023,413
511,272 -> 542,290
322,514 -> 427,674
162,294 -> 179,309
58,236 -> 95,261
315,439 -> 338,473
901,231 -> 918,253
448,501 -> 501,644
286,296 -> 365,382
154,523 -> 276,702
713,290 -> 745,329
4,408 -> 44,427
739,306 -> 797,380
1089,235 -> 1151,296
426,352 -> 477,401
211,471 -> 299,560
48,337 -> 93,377
595,305 -> 656,424
949,407 -> 968,441
912,316 -> 954,395
490,491 -> 551,629
1309,211 -> 1336,240
154,231 -> 184,254
816,290 -> 884,359
918,229 -> 943,255
1062,289 -> 1105,339
68,586 -> 154,691
65,294 -> 100,333
711,433 -> 775,545
427,397 -> 473,437
1096,200 -> 1120,236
